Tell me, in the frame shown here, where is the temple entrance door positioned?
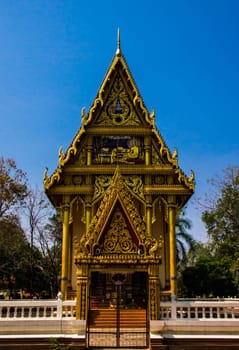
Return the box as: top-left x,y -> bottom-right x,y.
87,271 -> 149,349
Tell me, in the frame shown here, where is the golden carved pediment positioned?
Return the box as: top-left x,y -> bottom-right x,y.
99,206 -> 138,254
94,74 -> 142,127
74,168 -> 163,261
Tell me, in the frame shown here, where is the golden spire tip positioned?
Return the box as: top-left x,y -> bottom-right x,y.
116,28 -> 121,55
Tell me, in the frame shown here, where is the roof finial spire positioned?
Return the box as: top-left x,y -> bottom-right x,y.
116,28 -> 121,56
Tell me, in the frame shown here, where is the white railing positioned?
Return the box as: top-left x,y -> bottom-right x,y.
1,298 -> 239,321
160,298 -> 239,320
0,299 -> 76,319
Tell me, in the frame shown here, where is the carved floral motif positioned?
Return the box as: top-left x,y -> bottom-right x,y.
95,75 -> 141,126
101,208 -> 137,253
93,174 -> 144,203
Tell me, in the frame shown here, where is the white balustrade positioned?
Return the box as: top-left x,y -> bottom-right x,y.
160,298 -> 239,320
0,299 -> 76,319
1,298 -> 239,321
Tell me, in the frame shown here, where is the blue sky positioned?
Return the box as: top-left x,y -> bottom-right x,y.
0,0 -> 238,241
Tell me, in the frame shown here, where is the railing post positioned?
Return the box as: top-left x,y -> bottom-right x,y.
57,298 -> 62,318
171,293 -> 177,319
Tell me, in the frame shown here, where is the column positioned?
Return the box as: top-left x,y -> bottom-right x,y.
85,173 -> 92,234
76,264 -> 89,320
145,174 -> 152,237
148,264 -> 160,320
168,203 -> 177,296
144,136 -> 151,166
86,136 -> 93,166
61,197 -> 70,299
67,227 -> 72,288
85,202 -> 91,234
164,222 -> 170,289
146,203 -> 152,237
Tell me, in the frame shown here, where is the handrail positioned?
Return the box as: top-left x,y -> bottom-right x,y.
0,299 -> 76,319
160,298 -> 239,320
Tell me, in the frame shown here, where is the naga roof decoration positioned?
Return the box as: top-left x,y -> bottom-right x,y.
43,33 -> 195,193
74,168 -> 163,262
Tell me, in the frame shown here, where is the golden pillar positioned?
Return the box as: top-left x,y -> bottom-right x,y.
145,173 -> 152,237
76,264 -> 89,320
85,174 -> 92,234
168,203 -> 177,296
148,264 -> 160,320
144,136 -> 151,166
164,220 -> 170,289
67,227 -> 72,288
61,197 -> 70,299
87,136 -> 93,166
146,202 -> 152,237
85,202 -> 91,234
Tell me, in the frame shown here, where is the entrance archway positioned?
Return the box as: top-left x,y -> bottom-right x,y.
87,271 -> 149,348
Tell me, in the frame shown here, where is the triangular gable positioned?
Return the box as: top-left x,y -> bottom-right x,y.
80,168 -> 146,255
98,203 -> 139,254
73,168 -> 163,262
83,47 -> 154,129
44,39 -> 195,193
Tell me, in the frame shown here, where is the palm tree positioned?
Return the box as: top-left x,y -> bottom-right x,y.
176,210 -> 195,265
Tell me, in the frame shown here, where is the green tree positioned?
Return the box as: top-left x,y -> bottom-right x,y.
40,213 -> 62,298
22,187 -> 62,298
176,210 -> 195,264
175,210 -> 197,297
0,157 -> 28,219
0,157 -> 62,298
0,215 -> 31,296
0,157 -> 29,296
201,166 -> 239,293
181,242 -> 236,298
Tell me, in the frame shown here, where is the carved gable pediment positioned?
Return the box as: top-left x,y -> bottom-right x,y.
74,168 -> 163,263
98,205 -> 139,254
94,71 -> 142,127
81,168 -> 146,254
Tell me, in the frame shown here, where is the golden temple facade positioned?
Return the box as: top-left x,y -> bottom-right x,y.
44,33 -> 194,322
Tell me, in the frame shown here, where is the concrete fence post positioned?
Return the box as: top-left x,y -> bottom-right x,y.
57,299 -> 62,318
171,293 -> 177,319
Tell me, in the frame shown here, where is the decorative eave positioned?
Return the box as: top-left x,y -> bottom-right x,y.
46,184 -> 193,196
43,123 -> 86,191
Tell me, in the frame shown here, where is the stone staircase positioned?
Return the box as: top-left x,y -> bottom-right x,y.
89,308 -> 147,328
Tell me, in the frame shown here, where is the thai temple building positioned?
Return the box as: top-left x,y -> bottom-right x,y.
43,30 -> 194,335
44,32 -> 194,313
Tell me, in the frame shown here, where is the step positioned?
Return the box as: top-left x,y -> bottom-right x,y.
89,309 -> 147,328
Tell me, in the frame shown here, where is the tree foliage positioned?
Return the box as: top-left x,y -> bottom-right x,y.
39,213 -> 62,298
201,166 -> 239,291
0,216 -> 31,294
180,242 -> 236,297
176,210 -> 195,265
180,166 -> 239,298
0,157 -> 61,298
20,187 -> 62,298
0,157 -> 28,219
0,157 -> 30,296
